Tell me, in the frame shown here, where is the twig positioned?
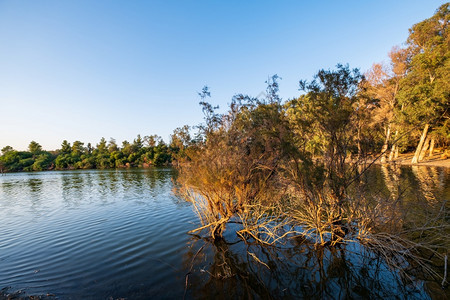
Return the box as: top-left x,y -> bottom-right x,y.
443,254 -> 448,288
248,251 -> 270,269
183,243 -> 206,300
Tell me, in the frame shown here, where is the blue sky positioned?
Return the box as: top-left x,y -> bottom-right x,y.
0,0 -> 446,150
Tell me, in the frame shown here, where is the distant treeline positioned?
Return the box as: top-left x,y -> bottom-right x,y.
0,135 -> 178,172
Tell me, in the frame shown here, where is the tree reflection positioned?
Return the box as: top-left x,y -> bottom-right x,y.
179,165 -> 449,298
61,172 -> 85,206
380,164 -> 401,201
183,236 -> 437,299
411,166 -> 447,204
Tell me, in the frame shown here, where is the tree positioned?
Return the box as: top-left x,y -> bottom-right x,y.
55,154 -> 70,169
297,63 -> 365,164
60,140 -> 71,154
71,141 -> 85,156
107,138 -> 119,153
144,135 -> 162,148
28,141 -> 42,154
96,137 -> 108,153
170,125 -> 191,158
121,140 -> 132,156
94,137 -> 110,168
86,143 -> 93,154
32,152 -> 53,171
364,46 -> 409,162
197,86 -> 221,139
152,143 -> 171,166
1,146 -> 13,155
397,3 -> 449,163
132,134 -> 143,151
286,64 -> 370,243
177,78 -> 299,240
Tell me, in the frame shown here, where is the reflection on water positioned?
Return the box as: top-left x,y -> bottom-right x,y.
0,166 -> 448,299
380,164 -> 401,200
0,168 -> 194,299
411,165 -> 446,203
184,238 -> 431,299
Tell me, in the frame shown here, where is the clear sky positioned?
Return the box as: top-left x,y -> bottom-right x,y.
0,0 -> 446,151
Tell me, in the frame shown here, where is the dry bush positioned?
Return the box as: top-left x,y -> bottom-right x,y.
176,98 -> 296,240
236,202 -> 296,246
176,75 -> 448,288
284,161 -> 449,286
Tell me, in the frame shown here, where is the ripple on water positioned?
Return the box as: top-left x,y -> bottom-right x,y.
0,169 -> 195,299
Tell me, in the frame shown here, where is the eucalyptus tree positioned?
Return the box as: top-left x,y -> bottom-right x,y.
364,46 -> 409,162
170,125 -> 192,159
397,3 -> 449,163
144,134 -> 162,148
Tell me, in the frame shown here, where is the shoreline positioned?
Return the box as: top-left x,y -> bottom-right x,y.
373,151 -> 450,168
1,153 -> 449,175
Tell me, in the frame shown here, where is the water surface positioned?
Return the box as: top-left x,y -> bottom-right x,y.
0,169 -> 195,299
0,166 -> 448,299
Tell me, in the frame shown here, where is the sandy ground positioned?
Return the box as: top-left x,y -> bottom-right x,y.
377,150 -> 450,168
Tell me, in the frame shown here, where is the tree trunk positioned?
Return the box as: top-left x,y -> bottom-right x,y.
388,130 -> 399,161
429,138 -> 435,157
357,127 -> 361,160
411,124 -> 429,164
380,125 -> 391,163
388,145 -> 394,161
418,137 -> 430,162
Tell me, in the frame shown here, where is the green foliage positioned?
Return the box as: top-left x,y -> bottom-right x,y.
1,145 -> 13,155
32,152 -> 54,171
71,141 -> 85,156
28,141 -> 42,154
175,4 -> 449,245
0,150 -> 36,172
176,76 -> 306,239
153,143 -> 171,166
0,134 -> 173,172
397,3 -> 449,144
170,125 -> 192,159
60,140 -> 71,154
55,154 -> 72,169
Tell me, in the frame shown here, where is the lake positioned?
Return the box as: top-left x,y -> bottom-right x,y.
0,166 -> 449,299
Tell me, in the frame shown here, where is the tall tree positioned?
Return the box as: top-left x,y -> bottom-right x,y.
144,135 -> 162,148
71,141 -> 85,156
28,141 -> 42,154
364,46 -> 409,162
133,134 -> 144,151
397,3 -> 449,163
107,138 -> 119,153
60,140 -> 71,154
170,125 -> 191,157
96,137 -> 108,153
296,64 -> 365,202
1,146 -> 13,155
